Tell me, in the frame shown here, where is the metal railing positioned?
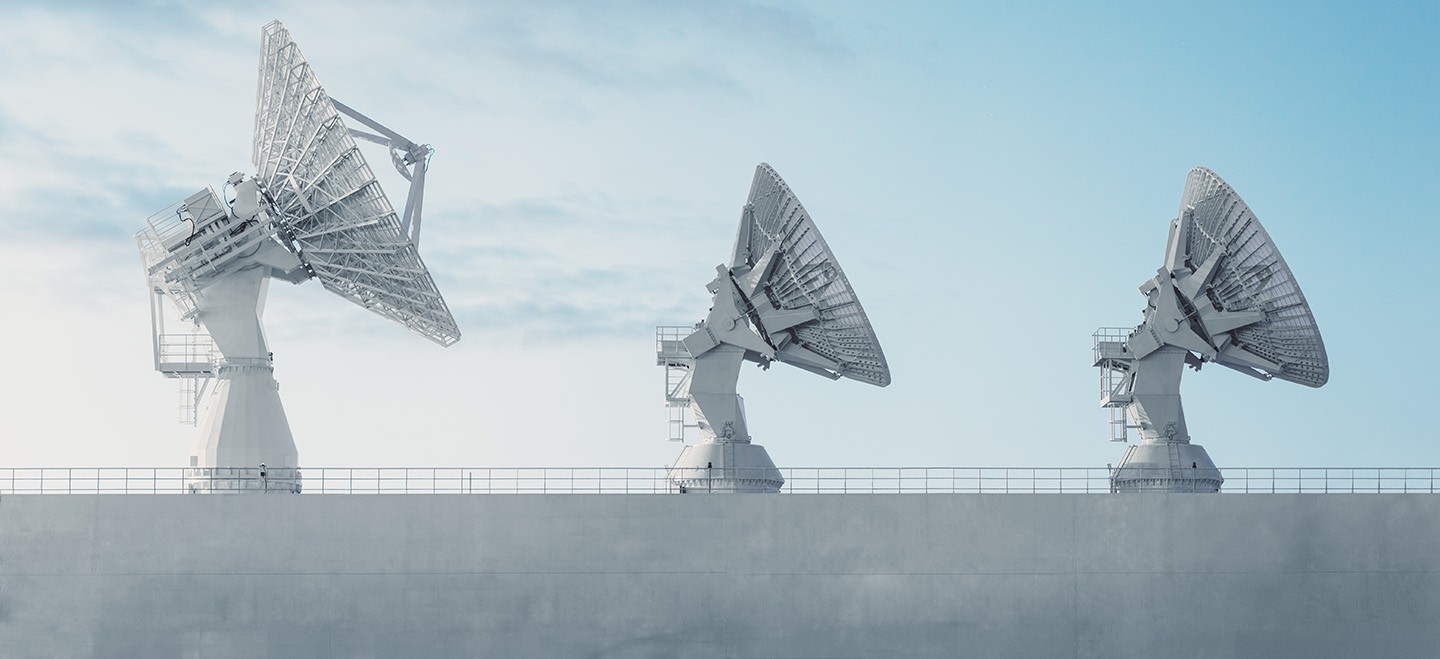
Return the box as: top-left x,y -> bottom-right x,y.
0,467 -> 1437,495
156,333 -> 217,371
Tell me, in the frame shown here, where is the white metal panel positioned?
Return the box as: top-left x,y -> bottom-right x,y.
731,164 -> 890,387
1175,167 -> 1328,387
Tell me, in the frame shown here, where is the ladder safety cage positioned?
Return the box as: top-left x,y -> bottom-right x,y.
656,325 -> 699,442
1093,327 -> 1137,442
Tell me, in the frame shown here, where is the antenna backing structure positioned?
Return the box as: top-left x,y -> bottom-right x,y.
136,21 -> 460,491
1094,167 -> 1328,492
659,164 -> 890,492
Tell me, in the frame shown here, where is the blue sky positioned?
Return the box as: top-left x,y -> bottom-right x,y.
0,0 -> 1435,470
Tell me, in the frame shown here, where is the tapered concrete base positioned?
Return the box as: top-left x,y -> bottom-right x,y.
186,359 -> 300,493
1111,442 -> 1223,493
669,441 -> 784,493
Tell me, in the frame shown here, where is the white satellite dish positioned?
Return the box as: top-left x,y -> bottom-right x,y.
1094,167 -> 1328,492
136,21 -> 460,492
658,164 -> 891,492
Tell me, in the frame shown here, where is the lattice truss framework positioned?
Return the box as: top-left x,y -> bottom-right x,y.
253,21 -> 459,346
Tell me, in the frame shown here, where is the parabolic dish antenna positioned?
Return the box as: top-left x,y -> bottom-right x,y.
136,21 -> 460,492
1093,167 -> 1328,492
657,163 -> 890,493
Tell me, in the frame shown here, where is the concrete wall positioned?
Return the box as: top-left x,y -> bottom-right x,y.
1,494 -> 1437,658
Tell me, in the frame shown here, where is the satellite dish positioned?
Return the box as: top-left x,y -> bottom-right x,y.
658,163 -> 890,492
135,21 -> 460,491
1093,167 -> 1328,492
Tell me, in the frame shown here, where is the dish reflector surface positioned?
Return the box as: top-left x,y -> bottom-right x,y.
734,164 -> 890,387
1176,167 -> 1327,387
253,21 -> 459,346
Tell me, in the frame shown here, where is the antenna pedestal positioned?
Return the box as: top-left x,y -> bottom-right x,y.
186,359 -> 300,493
185,266 -> 300,493
669,441 -> 783,493
1111,442 -> 1222,493
667,345 -> 784,493
1102,343 -> 1223,493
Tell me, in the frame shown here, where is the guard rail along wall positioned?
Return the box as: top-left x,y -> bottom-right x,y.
1,466 -> 1438,495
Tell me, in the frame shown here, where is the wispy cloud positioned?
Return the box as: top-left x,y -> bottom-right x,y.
167,0 -> 856,119
0,7 -> 255,240
418,193 -> 724,343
